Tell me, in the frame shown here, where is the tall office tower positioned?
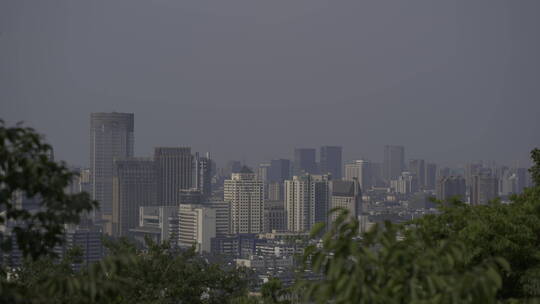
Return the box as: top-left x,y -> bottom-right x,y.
329,179 -> 362,223
390,172 -> 419,194
268,181 -> 284,201
294,148 -> 317,175
224,167 -> 265,234
194,152 -> 212,199
269,159 -> 291,182
154,147 -> 193,205
345,160 -> 372,191
436,176 -> 466,201
285,174 -> 330,232
208,200 -> 230,236
370,162 -> 385,187
264,200 -> 286,232
425,163 -> 438,190
90,112 -> 134,218
383,145 -> 405,182
130,206 -> 179,245
499,170 -> 518,196
408,159 -> 425,189
225,160 -> 242,177
178,204 -> 216,253
111,158 -> 156,237
54,225 -> 104,271
320,146 -> 343,179
470,174 -> 499,206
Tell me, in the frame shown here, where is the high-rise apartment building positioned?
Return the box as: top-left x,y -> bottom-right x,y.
408,159 -> 425,189
267,182 -> 284,201
390,172 -> 418,194
383,145 -> 405,182
436,176 -> 466,201
90,112 -> 134,218
208,200 -> 230,236
294,148 -> 317,175
285,174 -> 330,232
154,147 -> 193,205
224,167 -> 265,234
329,179 -> 362,223
111,158 -> 156,237
345,160 -> 371,191
320,146 -> 342,179
178,204 -> 216,253
470,174 -> 499,205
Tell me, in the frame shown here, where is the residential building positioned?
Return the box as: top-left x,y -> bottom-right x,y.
329,179 -> 362,223
264,200 -> 286,232
436,176 -> 466,201
471,174 -> 499,205
224,167 -> 265,234
178,204 -> 216,253
345,160 -> 371,191
285,174 -> 330,232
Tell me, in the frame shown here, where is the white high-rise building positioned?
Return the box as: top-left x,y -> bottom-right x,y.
285,174 -> 330,233
178,204 -> 216,253
329,179 -> 362,223
345,160 -> 371,191
224,167 -> 265,234
90,112 -> 134,218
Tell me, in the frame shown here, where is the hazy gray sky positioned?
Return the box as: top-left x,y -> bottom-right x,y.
1,0 -> 539,168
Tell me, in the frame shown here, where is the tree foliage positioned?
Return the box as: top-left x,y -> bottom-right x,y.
0,121 -> 98,259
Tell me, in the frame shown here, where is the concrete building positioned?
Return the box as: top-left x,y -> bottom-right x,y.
178,204 -> 216,253
390,172 -> 418,194
269,159 -> 291,183
436,176 -> 466,201
425,163 -> 438,190
264,200 -> 286,232
90,112 -> 134,219
408,159 -> 425,189
285,174 -> 330,232
207,200 -> 230,236
111,158 -> 156,237
345,160 -> 371,191
268,181 -> 284,201
130,206 -> 178,245
294,148 -> 317,175
224,167 -> 265,234
154,147 -> 193,205
383,145 -> 405,182
320,146 -> 342,179
57,225 -> 104,270
194,152 -> 212,199
329,179 -> 362,223
471,174 -> 499,205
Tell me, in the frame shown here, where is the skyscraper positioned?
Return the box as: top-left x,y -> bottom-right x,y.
383,145 -> 405,182
345,160 -> 372,191
436,176 -> 466,201
194,152 -> 212,199
154,147 -> 193,205
111,157 -> 156,237
329,179 -> 362,223
224,167 -> 265,234
320,146 -> 343,179
470,174 -> 499,206
285,174 -> 330,232
408,159 -> 425,189
90,112 -> 134,218
425,163 -> 438,190
268,159 -> 291,182
294,148 -> 317,175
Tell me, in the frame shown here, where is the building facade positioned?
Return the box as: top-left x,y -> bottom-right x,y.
294,148 -> 317,175
178,204 -> 216,253
285,174 -> 330,232
224,167 -> 265,234
383,145 -> 405,182
345,160 -> 371,191
320,146 -> 342,179
90,112 -> 134,218
154,147 -> 193,205
436,176 -> 466,201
